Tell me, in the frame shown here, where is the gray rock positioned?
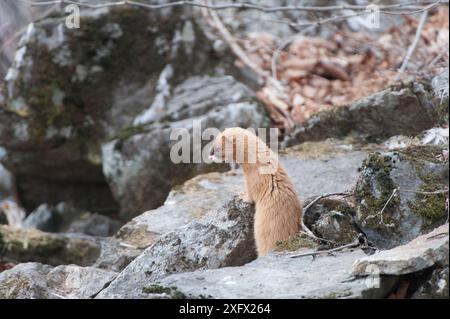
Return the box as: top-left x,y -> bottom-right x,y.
64,212 -> 122,237
306,198 -> 361,245
284,82 -> 439,147
94,238 -> 143,273
23,204 -> 58,232
354,145 -> 449,249
412,267 -> 449,299
21,202 -> 121,237
0,6 -> 236,214
353,224 -> 449,276
0,163 -> 13,201
0,262 -> 117,299
156,250 -> 397,299
102,76 -> 269,219
432,69 -> 449,103
0,225 -> 101,266
114,171 -> 242,250
96,197 -> 256,298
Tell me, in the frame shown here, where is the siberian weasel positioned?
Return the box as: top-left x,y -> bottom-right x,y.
209,127 -> 302,257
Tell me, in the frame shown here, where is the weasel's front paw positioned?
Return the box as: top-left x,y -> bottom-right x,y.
239,191 -> 254,204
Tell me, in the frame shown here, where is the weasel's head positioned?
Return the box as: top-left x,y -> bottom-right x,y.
209,127 -> 260,164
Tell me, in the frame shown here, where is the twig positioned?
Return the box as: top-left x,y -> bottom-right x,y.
395,9 -> 429,81
426,232 -> 449,240
364,188 -> 398,228
399,188 -> 449,195
15,0 -> 448,13
303,192 -> 352,214
201,0 -> 282,91
427,47 -> 449,68
289,239 -> 360,258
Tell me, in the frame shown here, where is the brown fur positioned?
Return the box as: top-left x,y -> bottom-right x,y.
210,127 -> 302,257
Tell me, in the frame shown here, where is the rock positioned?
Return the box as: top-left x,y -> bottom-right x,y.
23,203 -> 58,232
0,263 -> 53,299
412,267 -> 449,299
0,225 -> 101,266
354,145 -> 449,249
94,238 -> 143,273
22,202 -> 121,237
96,197 -> 256,298
432,69 -> 449,103
0,162 -> 14,201
281,141 -> 368,199
0,200 -> 26,227
284,82 -> 439,147
0,5 -> 237,214
353,224 -> 449,276
305,198 -> 361,245
155,250 -> 397,299
115,171 -> 242,250
0,262 -> 117,299
383,127 -> 449,150
65,212 -> 122,237
102,75 -> 269,219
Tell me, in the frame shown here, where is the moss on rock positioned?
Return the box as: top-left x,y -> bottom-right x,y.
142,284 -> 186,299
355,152 -> 400,233
275,233 -> 318,252
408,172 -> 447,231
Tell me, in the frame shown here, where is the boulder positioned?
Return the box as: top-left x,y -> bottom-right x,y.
22,202 -> 121,237
23,203 -> 58,232
0,225 -> 101,266
353,224 -> 449,276
0,262 -> 116,299
154,250 -> 397,299
96,197 -> 256,298
0,5 -> 238,215
114,171 -> 242,251
284,82 -> 440,147
354,145 -> 448,249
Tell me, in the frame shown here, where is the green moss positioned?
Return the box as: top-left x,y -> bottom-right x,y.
320,290 -> 352,299
408,172 -> 447,231
0,225 -> 68,260
398,145 -> 445,168
142,285 -> 186,299
435,96 -> 449,125
275,233 -> 317,251
113,124 -> 149,141
356,152 -> 400,232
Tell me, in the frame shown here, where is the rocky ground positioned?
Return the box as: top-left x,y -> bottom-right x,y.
0,2 -> 449,299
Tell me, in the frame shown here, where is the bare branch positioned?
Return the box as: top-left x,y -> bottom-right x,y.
395,9 -> 429,80
289,239 -> 360,258
399,188 -> 449,195
364,188 -> 398,228
14,0 -> 449,13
